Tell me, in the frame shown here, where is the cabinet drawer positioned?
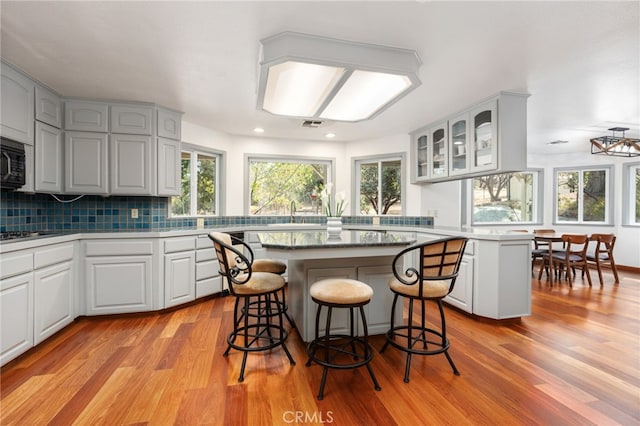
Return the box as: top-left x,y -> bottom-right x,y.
196,276 -> 221,298
64,101 -> 109,132
196,235 -> 213,249
34,243 -> 74,269
0,251 -> 33,279
196,260 -> 218,281
164,237 -> 195,253
196,247 -> 215,262
110,104 -> 153,135
85,240 -> 154,256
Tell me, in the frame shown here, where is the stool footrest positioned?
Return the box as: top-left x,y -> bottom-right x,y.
227,324 -> 289,353
307,335 -> 374,369
384,326 -> 450,356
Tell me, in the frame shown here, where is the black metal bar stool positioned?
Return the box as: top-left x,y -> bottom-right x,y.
209,232 -> 295,382
380,237 -> 468,383
305,278 -> 381,400
251,258 -> 295,328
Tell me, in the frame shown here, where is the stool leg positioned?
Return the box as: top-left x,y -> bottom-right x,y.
438,300 -> 459,376
317,306 -> 333,400
403,297 -> 414,383
420,299 -> 427,349
224,298 -> 241,357
238,297 -> 251,382
380,294 -> 399,354
281,286 -> 295,328
359,306 -> 381,391
349,307 -> 358,360
274,291 -> 295,366
306,304 -> 323,366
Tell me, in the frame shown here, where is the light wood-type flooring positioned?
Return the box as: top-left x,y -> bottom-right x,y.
2,267 -> 639,425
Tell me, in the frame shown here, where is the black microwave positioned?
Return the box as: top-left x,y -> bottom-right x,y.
1,137 -> 26,190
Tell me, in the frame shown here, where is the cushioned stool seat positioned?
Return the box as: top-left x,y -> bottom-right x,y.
305,278 -> 381,400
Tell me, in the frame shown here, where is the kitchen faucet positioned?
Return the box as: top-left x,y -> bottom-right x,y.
290,200 -> 297,223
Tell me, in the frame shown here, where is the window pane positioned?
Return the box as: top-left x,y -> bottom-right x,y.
557,171 -> 578,222
359,162 -> 379,215
197,154 -> 216,215
473,173 -> 533,223
249,160 -> 328,215
171,152 -> 191,216
381,160 -> 402,215
582,170 -> 606,222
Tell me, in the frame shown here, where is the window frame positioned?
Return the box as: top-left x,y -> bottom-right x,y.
353,153 -> 406,216
466,169 -> 543,226
244,154 -> 335,216
623,161 -> 640,227
553,165 -> 613,225
169,143 -> 225,218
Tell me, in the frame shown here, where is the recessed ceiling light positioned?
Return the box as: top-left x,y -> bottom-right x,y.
253,127 -> 265,133
548,140 -> 568,145
325,133 -> 336,138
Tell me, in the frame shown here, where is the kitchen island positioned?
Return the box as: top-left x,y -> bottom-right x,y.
254,229 -> 416,342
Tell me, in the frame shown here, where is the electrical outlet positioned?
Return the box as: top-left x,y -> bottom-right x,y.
197,218 -> 205,229
131,208 -> 138,219
372,216 -> 380,225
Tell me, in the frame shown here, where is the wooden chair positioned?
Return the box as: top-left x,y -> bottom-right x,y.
531,229 -> 557,275
584,234 -> 619,285
380,236 -> 468,382
539,234 -> 592,287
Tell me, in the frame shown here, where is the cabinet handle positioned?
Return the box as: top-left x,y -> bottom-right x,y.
2,152 -> 11,180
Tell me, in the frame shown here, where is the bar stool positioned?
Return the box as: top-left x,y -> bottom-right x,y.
251,258 -> 295,327
208,232 -> 295,382
305,278 -> 381,400
380,237 -> 468,383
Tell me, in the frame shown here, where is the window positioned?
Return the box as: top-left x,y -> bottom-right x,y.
471,171 -> 540,224
171,147 -> 221,217
355,156 -> 403,215
555,166 -> 612,224
248,157 -> 331,215
623,162 -> 640,226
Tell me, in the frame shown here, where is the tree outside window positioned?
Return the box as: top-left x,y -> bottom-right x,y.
472,172 -> 535,224
357,158 -> 402,215
249,158 -> 329,215
556,168 -> 609,223
171,150 -> 219,217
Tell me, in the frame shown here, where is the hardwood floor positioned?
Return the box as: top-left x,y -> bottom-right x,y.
2,268 -> 639,425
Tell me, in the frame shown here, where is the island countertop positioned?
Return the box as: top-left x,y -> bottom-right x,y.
255,229 -> 416,250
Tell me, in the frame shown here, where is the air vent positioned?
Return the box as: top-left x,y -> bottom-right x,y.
302,120 -> 323,128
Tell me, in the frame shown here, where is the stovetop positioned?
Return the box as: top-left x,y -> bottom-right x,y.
0,231 -> 59,241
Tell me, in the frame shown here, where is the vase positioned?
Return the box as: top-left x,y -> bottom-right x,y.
326,216 -> 342,238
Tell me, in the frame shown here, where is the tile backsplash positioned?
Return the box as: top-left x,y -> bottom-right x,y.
0,191 -> 432,233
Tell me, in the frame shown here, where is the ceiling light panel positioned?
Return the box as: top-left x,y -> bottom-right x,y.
257,32 -> 422,122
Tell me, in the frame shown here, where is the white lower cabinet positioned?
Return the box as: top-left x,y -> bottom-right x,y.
1,272 -> 34,366
195,235 -> 221,298
84,240 -> 155,315
34,261 -> 73,344
163,237 -> 196,308
444,241 -> 475,313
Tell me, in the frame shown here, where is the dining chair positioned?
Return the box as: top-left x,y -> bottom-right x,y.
531,229 -> 557,275
208,231 -> 295,382
584,234 -> 619,285
380,236 -> 468,382
539,234 -> 592,287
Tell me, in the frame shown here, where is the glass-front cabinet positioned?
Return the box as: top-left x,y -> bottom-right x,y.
470,100 -> 497,173
448,114 -> 469,176
409,91 -> 528,183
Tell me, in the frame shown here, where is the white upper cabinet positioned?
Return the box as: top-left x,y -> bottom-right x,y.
0,62 -> 34,144
110,104 -> 153,135
410,92 -> 528,183
35,122 -> 64,193
64,100 -> 109,132
157,107 -> 182,140
109,134 -> 154,195
157,137 -> 181,196
65,131 -> 109,194
35,85 -> 62,128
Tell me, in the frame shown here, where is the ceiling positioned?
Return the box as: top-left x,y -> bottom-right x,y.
1,1 -> 638,155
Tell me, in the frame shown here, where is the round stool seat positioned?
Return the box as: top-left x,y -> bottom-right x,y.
310,278 -> 373,305
252,258 -> 287,275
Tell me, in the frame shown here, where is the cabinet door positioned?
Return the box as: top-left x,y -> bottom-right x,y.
35,85 -> 62,128
157,137 -> 181,196
470,100 -> 498,172
110,104 -> 153,135
17,144 -> 35,193
65,132 -> 108,194
85,255 -> 153,315
34,261 -> 73,345
35,122 -> 63,193
444,254 -> 474,313
109,134 -> 153,195
164,251 -> 195,308
157,107 -> 182,140
357,265 -> 400,336
0,63 -> 34,145
1,272 -> 34,366
429,122 -> 448,179
64,101 -> 109,132
411,131 -> 430,182
448,113 -> 470,176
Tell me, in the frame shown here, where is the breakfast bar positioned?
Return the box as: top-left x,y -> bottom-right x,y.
254,229 -> 416,341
